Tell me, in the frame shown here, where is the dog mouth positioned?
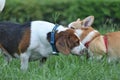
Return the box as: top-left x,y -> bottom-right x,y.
79,48 -> 88,55
71,48 -> 90,59
71,42 -> 86,55
71,48 -> 89,56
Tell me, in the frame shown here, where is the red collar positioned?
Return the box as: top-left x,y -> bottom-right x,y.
84,35 -> 108,53
84,41 -> 90,48
103,35 -> 108,53
84,34 -> 100,48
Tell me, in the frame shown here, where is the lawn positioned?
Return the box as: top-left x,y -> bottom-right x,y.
0,52 -> 120,80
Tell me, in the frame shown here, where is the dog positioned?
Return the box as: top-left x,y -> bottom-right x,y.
68,16 -> 120,62
0,0 -> 5,12
0,21 -> 85,70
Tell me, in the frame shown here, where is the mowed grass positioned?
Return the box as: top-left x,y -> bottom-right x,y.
0,23 -> 120,80
0,54 -> 120,80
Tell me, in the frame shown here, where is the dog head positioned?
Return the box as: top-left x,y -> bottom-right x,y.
68,16 -> 97,41
47,29 -> 86,55
68,16 -> 100,57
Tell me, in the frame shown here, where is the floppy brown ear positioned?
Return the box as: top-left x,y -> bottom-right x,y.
56,37 -> 70,55
82,16 -> 94,27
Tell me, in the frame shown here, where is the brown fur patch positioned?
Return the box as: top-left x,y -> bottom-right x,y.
18,28 -> 31,54
89,36 -> 107,55
80,27 -> 95,41
0,44 -> 8,54
70,21 -> 82,29
55,29 -> 80,54
106,31 -> 120,57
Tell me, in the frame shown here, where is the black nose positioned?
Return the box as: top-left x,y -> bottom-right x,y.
79,48 -> 90,59
79,48 -> 87,54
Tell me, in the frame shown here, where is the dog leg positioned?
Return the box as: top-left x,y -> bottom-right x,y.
3,52 -> 12,65
0,47 -> 12,66
108,56 -> 117,63
20,52 -> 30,71
39,57 -> 47,66
96,55 -> 103,60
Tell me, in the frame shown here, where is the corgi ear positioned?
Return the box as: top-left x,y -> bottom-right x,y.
0,0 -> 6,12
68,18 -> 81,29
76,18 -> 80,22
82,16 -> 94,27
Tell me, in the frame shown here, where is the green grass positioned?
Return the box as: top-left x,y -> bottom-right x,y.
1,53 -> 120,80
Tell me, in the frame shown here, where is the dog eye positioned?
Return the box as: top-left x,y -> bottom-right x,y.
76,40 -> 79,43
71,27 -> 75,29
75,39 -> 79,44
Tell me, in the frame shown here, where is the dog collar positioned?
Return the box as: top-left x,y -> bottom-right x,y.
103,35 -> 108,53
85,35 -> 108,53
84,34 -> 100,48
50,24 -> 59,55
84,41 -> 90,48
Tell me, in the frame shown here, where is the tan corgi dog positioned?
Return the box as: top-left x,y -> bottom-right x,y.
68,16 -> 120,62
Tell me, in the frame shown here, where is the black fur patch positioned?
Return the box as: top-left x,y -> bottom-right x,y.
0,21 -> 31,55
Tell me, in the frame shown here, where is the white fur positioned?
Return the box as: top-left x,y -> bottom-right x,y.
28,21 -> 68,57
20,21 -> 84,70
68,22 -> 73,28
82,30 -> 98,44
14,53 -> 20,58
3,51 -> 12,66
57,25 -> 68,33
71,42 -> 86,55
20,52 -> 30,70
0,0 -> 5,12
74,32 -> 86,55
75,29 -> 83,37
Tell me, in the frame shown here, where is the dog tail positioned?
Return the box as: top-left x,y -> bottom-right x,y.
0,0 -> 6,12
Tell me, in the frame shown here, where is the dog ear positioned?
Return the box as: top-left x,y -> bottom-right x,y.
68,18 -> 81,29
82,16 -> 94,27
76,18 -> 80,22
56,37 -> 70,55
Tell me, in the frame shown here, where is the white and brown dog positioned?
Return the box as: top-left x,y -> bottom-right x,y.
68,16 -> 120,62
0,21 -> 85,70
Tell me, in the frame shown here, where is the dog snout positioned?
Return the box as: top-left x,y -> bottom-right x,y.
79,48 -> 88,55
